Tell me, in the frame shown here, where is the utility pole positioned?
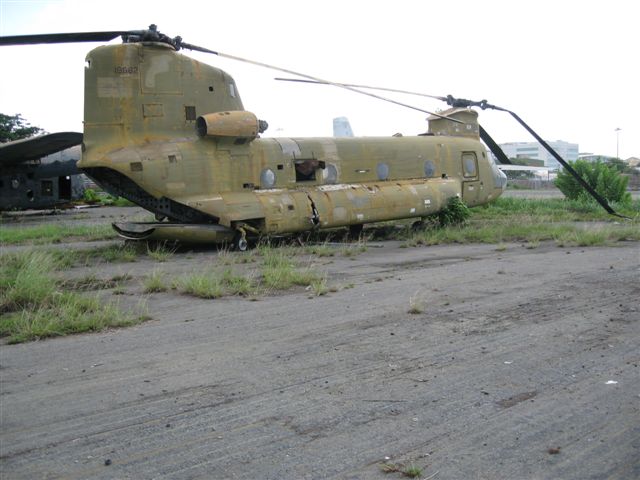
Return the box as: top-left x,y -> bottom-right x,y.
615,127 -> 621,159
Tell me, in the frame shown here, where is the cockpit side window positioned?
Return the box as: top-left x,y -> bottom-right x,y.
462,152 -> 478,178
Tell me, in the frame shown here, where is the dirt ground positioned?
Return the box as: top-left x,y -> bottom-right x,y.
1,202 -> 639,479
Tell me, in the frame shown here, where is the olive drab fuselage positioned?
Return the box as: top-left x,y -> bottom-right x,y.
78,42 -> 506,240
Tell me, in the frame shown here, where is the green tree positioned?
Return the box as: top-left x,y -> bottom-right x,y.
606,157 -> 633,174
0,113 -> 44,143
555,159 -> 631,204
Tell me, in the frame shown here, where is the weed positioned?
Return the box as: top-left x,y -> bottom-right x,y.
305,243 -> 336,257
81,243 -> 140,263
259,245 -> 321,290
61,273 -> 122,291
218,248 -> 257,266
146,242 -> 175,262
310,275 -> 329,296
341,240 -> 368,257
176,271 -> 224,298
143,270 -> 168,293
408,294 -> 424,314
217,247 -> 235,265
403,465 -> 423,478
111,273 -> 133,283
220,268 -> 254,296
380,463 -> 423,478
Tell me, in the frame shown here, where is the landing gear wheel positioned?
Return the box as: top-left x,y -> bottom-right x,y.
411,220 -> 426,231
233,231 -> 248,252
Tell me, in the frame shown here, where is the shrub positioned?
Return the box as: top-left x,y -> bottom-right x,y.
555,159 -> 631,204
438,197 -> 471,227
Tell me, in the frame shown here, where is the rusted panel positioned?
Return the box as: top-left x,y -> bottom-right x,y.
255,190 -> 314,233
306,179 -> 460,229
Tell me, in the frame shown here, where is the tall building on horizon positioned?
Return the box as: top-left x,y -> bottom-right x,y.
498,140 -> 579,170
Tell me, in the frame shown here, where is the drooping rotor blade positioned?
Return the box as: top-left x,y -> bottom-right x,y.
0,31 -> 131,46
443,96 -> 624,217
0,132 -> 83,167
505,109 -> 625,217
275,77 -> 448,102
478,126 -> 512,165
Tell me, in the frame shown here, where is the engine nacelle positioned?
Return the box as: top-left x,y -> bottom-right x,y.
197,111 -> 264,140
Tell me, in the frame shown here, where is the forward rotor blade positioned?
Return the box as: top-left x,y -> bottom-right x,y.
505,109 -> 625,218
0,31 -> 130,46
275,77 -> 448,102
443,95 -> 626,217
479,126 -> 512,165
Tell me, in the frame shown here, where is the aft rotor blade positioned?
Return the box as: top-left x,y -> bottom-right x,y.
0,31 -> 130,46
275,77 -> 448,102
192,49 -> 462,123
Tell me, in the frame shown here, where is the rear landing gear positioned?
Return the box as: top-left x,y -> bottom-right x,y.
233,228 -> 248,252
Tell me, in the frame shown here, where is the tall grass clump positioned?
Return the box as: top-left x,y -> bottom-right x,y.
1,295 -> 145,344
175,268 -> 256,298
0,224 -> 114,246
0,251 -> 58,312
220,269 -> 254,296
0,250 -> 147,343
175,271 -> 225,298
258,244 -> 321,290
143,269 -> 168,293
146,242 -> 175,262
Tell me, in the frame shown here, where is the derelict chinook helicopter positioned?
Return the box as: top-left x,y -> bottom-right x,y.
0,25 -> 621,249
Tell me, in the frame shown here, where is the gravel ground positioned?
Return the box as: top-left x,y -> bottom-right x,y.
1,211 -> 639,479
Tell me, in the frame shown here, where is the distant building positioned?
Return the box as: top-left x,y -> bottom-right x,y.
498,140 -> 579,170
624,156 -> 640,168
578,153 -> 617,162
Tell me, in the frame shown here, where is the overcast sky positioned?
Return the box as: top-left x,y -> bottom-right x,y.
0,0 -> 637,159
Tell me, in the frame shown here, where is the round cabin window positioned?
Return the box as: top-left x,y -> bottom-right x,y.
424,160 -> 436,177
377,163 -> 389,181
324,164 -> 338,184
260,168 -> 276,189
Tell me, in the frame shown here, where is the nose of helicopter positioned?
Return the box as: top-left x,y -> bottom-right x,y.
497,168 -> 508,190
